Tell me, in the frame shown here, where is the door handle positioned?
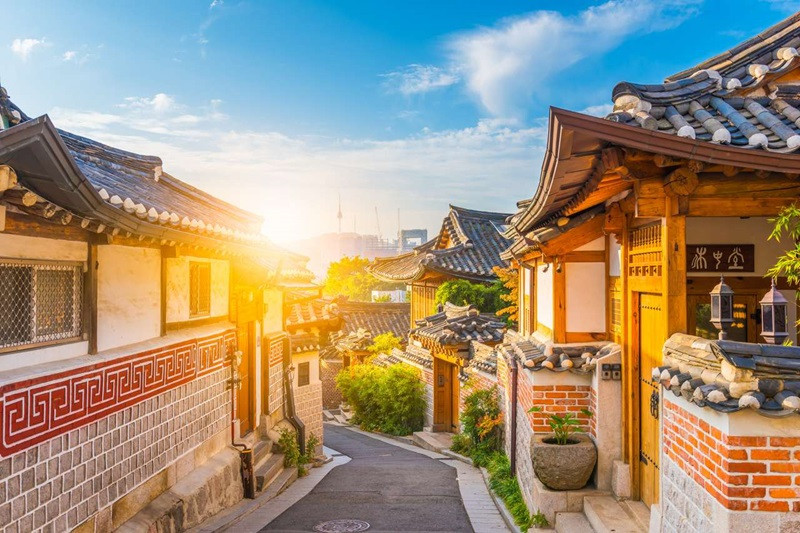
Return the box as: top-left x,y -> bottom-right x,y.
650,390 -> 660,419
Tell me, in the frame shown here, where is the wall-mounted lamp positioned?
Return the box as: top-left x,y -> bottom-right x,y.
541,263 -> 550,273
710,276 -> 734,340
760,278 -> 789,345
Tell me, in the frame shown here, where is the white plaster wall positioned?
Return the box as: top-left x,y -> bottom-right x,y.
0,233 -> 87,261
97,245 -> 161,352
292,351 -> 321,388
536,264 -> 553,330
165,257 -> 229,323
262,288 -> 284,335
566,262 -> 606,332
686,217 -> 790,277
609,235 -> 621,277
575,236 -> 605,252
0,341 -> 89,373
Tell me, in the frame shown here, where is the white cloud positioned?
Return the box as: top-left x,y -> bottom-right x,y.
120,93 -> 178,114
48,95 -> 544,243
210,0 -> 223,8
760,0 -> 800,11
62,50 -> 76,61
445,0 -> 701,118
11,38 -> 46,60
580,103 -> 614,117
382,64 -> 460,95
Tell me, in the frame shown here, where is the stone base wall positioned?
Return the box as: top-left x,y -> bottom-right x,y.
320,359 -> 343,410
422,367 -> 434,428
0,328 -> 236,533
294,382 -> 324,449
0,368 -> 230,533
660,394 -> 800,533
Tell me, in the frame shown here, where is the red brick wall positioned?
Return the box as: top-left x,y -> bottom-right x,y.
460,370 -> 498,414
663,398 -> 800,512
530,385 -> 591,434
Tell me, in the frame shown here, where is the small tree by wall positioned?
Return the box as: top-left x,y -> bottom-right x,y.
435,277 -> 513,323
323,256 -> 403,301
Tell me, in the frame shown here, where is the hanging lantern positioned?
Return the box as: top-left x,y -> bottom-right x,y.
760,278 -> 789,345
710,276 -> 734,340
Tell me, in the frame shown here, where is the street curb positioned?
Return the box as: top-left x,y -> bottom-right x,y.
479,466 -> 523,533
441,448 -> 473,465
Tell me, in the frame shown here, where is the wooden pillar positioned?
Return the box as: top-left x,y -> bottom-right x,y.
662,196 -> 687,337
621,214 -> 635,468
554,260 -> 566,343
85,238 -> 99,354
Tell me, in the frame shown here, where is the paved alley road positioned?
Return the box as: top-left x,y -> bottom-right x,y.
260,424 -> 475,532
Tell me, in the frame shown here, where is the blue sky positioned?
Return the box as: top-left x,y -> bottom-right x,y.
2,0 -> 798,242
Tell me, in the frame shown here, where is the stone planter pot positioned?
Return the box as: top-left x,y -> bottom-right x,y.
531,433 -> 597,491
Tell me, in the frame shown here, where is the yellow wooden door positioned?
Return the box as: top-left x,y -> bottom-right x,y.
433,357 -> 453,432
639,293 -> 662,506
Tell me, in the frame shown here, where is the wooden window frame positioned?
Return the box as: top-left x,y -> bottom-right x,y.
297,361 -> 310,387
189,261 -> 211,318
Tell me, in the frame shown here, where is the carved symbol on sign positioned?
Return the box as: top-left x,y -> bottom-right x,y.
728,247 -> 745,270
712,251 -> 723,270
691,247 -> 707,270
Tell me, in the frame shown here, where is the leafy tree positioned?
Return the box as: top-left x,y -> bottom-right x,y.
367,332 -> 402,356
323,256 -> 401,301
372,294 -> 392,303
768,204 -> 800,286
493,266 -> 518,327
434,277 -> 510,318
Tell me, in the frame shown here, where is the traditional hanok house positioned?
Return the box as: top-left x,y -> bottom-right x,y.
311,300 -> 410,409
405,303 -> 506,432
501,11 -> 800,532
0,86 -> 314,532
368,205 -> 511,326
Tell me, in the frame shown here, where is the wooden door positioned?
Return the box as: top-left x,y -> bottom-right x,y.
433,357 -> 457,432
638,293 -> 662,507
237,323 -> 254,434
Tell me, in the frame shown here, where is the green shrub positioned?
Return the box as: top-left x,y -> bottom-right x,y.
486,452 -> 535,529
367,332 -> 402,357
435,279 -> 506,314
451,385 -> 503,467
335,364 -> 425,435
278,429 -> 320,476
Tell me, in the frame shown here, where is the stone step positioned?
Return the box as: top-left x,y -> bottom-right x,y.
333,413 -> 349,425
622,500 -> 651,532
252,438 -> 273,468
263,466 -> 299,500
322,410 -> 336,422
411,431 -> 453,453
255,453 -> 285,493
584,497 -> 646,533
555,512 -> 596,533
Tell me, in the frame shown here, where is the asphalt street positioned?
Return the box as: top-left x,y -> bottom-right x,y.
260,424 -> 474,532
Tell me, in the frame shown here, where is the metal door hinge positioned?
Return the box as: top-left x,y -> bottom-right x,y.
650,390 -> 660,419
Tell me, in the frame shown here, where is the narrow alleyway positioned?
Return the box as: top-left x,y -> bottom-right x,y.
260,424 -> 475,532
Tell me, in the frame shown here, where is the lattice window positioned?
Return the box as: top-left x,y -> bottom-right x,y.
628,224 -> 662,278
189,262 -> 211,317
0,260 -> 83,351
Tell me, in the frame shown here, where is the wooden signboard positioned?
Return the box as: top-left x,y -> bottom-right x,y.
687,244 -> 754,273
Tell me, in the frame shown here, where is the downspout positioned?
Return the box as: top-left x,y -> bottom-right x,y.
228,347 -> 255,498
510,353 -> 519,476
283,349 -> 307,456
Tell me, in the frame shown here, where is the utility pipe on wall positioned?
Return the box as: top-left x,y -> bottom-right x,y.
510,354 -> 519,476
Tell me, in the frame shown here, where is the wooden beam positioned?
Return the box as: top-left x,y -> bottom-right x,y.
686,197 -> 793,217
160,248 -> 168,336
663,195 -> 687,338
554,264 -> 566,343
565,331 -> 607,342
86,238 -> 99,354
2,211 -> 90,242
561,250 -> 605,263
539,214 -> 605,257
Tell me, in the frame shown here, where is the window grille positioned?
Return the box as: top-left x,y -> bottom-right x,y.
190,262 -> 211,317
0,260 -> 83,351
298,361 -> 310,387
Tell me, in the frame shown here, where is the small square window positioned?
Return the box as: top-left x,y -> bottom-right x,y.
297,361 -> 310,387
189,262 -> 211,317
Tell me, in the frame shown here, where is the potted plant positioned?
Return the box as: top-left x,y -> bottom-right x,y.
528,407 -> 597,491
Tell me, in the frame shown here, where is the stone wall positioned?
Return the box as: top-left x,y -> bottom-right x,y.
294,382 -> 324,449
0,327 -> 236,533
422,367 -> 434,429
320,359 -> 343,410
660,393 -> 800,532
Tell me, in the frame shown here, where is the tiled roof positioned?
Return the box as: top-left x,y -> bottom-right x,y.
411,303 -> 505,346
497,330 -> 615,373
607,13 -> 800,152
332,328 -> 373,353
468,341 -> 497,375
369,205 -> 511,283
0,88 -> 290,253
285,296 -> 344,332
339,301 -> 410,343
658,333 -> 800,417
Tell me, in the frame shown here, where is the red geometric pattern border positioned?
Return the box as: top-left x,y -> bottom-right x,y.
0,329 -> 236,456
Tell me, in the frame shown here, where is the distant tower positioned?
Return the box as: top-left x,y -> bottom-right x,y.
337,194 -> 343,234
